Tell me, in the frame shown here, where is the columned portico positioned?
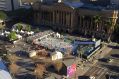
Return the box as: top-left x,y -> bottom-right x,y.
33,1 -> 118,41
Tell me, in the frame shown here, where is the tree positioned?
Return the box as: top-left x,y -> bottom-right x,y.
6,54 -> 18,64
34,28 -> 40,33
105,19 -> 113,32
16,24 -> 23,31
0,11 -> 7,20
0,44 -> 7,57
105,19 -> 114,41
9,63 -> 19,78
37,49 -> 48,57
77,46 -> 83,60
113,24 -> 119,42
34,64 -> 46,79
0,22 -> 5,30
93,15 -> 101,31
53,60 -> 63,73
26,25 -> 31,32
8,31 -> 17,41
0,11 -> 7,30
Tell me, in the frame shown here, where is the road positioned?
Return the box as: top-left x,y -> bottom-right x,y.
98,48 -> 119,75
83,45 -> 119,79
84,65 -> 107,79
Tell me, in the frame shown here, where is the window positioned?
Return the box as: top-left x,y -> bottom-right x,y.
90,0 -> 97,1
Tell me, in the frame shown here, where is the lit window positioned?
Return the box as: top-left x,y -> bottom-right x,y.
90,0 -> 97,1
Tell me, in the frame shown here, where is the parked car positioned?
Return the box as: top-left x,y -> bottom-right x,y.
108,75 -> 119,79
107,58 -> 113,63
89,76 -> 95,79
99,58 -> 113,63
78,76 -> 95,79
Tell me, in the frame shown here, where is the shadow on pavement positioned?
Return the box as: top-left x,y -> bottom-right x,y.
16,61 -> 35,71
108,45 -> 119,49
102,64 -> 119,73
16,51 -> 29,58
16,73 -> 35,79
111,54 -> 119,58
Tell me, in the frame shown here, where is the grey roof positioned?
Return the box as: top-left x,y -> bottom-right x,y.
41,0 -> 84,7
79,3 -> 105,11
21,0 -> 39,3
63,58 -> 75,67
51,51 -> 57,56
64,1 -> 84,9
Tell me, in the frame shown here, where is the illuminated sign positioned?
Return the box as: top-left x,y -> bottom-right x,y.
67,64 -> 76,77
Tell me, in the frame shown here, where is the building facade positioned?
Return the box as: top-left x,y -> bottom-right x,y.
33,1 -> 118,41
0,0 -> 35,11
51,51 -> 63,61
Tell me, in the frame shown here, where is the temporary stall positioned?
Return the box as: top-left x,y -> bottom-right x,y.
62,59 -> 76,78
51,51 -> 63,61
29,50 -> 37,57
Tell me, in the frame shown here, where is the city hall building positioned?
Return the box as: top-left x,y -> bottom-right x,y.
33,0 -> 118,41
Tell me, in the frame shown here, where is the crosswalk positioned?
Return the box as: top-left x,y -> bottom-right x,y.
85,66 -> 107,79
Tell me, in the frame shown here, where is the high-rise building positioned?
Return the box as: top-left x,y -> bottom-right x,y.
0,0 -> 38,11
0,0 -> 20,11
110,0 -> 119,9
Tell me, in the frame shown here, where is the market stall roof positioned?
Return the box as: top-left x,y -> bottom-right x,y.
63,58 -> 75,67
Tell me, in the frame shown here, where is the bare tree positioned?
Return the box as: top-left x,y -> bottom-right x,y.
7,54 -> 18,63
37,49 -> 48,57
66,47 -> 72,56
53,60 -> 63,73
34,64 -> 46,79
9,63 -> 19,78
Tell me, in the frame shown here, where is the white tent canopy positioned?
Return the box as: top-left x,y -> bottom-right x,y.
0,70 -> 12,79
0,58 -> 12,79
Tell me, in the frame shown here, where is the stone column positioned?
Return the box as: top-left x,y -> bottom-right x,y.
61,11 -> 62,24
66,12 -> 68,26
79,16 -> 82,31
62,11 -> 64,26
69,12 -> 71,27
70,12 -> 74,32
57,11 -> 59,24
67,12 -> 70,27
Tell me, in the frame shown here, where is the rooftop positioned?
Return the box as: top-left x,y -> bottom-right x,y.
64,1 -> 84,9
63,58 -> 75,67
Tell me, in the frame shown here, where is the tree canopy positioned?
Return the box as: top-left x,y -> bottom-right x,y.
93,15 -> 101,23
8,31 -> 17,41
53,61 -> 63,73
0,11 -> 7,20
34,64 -> 46,79
0,44 -> 7,57
16,24 -> 23,31
26,25 -> 31,32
